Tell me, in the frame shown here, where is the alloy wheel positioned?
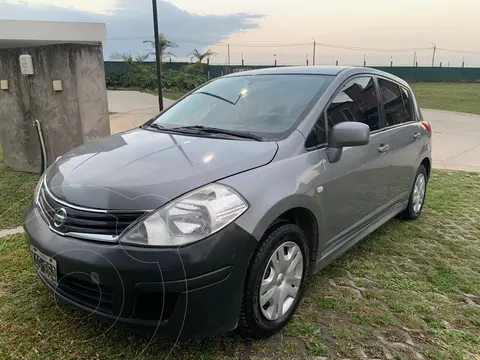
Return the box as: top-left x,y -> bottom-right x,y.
413,173 -> 426,214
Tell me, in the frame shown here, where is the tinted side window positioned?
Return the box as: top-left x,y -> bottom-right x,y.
327,77 -> 381,131
305,114 -> 327,148
378,78 -> 406,126
401,87 -> 413,122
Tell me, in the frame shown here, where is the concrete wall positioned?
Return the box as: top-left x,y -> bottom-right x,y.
0,43 -> 110,173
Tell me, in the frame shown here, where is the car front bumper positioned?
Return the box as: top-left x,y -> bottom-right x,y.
23,203 -> 257,339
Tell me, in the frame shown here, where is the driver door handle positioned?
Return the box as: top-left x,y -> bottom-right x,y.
378,144 -> 390,153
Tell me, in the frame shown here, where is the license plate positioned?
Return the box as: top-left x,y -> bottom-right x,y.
31,246 -> 57,285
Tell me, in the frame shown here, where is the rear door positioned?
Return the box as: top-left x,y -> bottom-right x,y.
376,77 -> 423,204
314,76 -> 393,246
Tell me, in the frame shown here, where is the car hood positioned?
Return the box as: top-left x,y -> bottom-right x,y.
46,129 -> 278,210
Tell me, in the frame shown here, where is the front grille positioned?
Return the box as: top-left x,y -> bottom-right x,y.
38,182 -> 146,239
57,273 -> 113,314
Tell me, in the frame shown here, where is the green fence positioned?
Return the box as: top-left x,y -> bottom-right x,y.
104,61 -> 480,83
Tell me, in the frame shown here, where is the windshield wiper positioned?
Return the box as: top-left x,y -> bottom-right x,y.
172,125 -> 263,141
148,123 -> 166,130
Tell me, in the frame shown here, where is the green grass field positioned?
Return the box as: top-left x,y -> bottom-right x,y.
163,82 -> 480,116
0,150 -> 39,229
163,91 -> 186,101
409,82 -> 480,115
1,150 -> 479,359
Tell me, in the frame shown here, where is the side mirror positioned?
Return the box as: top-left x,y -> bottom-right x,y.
326,122 -> 370,163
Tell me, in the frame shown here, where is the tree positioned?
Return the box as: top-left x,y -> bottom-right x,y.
186,48 -> 216,73
143,33 -> 178,63
110,52 -> 149,64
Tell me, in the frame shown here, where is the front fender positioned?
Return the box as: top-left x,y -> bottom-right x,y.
220,153 -> 328,260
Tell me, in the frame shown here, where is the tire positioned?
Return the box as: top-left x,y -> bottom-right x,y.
238,223 -> 310,339
402,164 -> 428,220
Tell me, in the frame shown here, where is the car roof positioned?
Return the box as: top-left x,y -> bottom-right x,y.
224,66 -> 409,87
225,66 -> 349,77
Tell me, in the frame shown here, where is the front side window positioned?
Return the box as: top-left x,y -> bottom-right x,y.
305,113 -> 327,148
327,76 -> 381,131
151,74 -> 333,140
378,78 -> 407,126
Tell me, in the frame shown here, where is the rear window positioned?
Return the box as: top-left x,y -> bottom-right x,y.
152,74 -> 333,140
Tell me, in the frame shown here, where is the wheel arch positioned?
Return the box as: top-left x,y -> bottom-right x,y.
420,157 -> 431,179
242,194 -> 324,266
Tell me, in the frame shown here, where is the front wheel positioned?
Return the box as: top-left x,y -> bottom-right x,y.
402,164 -> 428,220
238,224 -> 310,339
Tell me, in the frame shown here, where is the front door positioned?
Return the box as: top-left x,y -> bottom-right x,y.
376,78 -> 423,204
320,76 -> 392,248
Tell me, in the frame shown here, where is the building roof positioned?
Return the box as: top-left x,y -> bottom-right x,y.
0,20 -> 106,49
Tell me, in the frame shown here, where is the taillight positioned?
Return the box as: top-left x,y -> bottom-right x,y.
421,121 -> 432,135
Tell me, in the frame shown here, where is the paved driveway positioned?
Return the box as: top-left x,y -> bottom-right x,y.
108,90 -> 174,113
108,91 -> 480,172
423,109 -> 480,172
108,90 -> 173,134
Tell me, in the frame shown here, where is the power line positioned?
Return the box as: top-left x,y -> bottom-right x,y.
107,36 -> 311,47
438,47 -> 480,55
315,42 -> 432,52
105,36 -> 480,54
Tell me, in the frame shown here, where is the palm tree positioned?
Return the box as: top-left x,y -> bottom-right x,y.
186,48 -> 216,73
143,33 -> 178,63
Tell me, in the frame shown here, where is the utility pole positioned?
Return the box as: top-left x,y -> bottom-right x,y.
431,43 -> 436,67
462,56 -> 465,68
312,38 -> 316,66
151,0 -> 163,111
241,52 -> 244,66
227,44 -> 231,74
413,51 -> 416,66
363,55 -> 366,67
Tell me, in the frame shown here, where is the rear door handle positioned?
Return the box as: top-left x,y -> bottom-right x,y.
413,132 -> 421,140
378,144 -> 390,153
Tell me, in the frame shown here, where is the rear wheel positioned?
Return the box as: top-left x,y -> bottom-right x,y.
402,164 -> 428,220
238,224 -> 309,338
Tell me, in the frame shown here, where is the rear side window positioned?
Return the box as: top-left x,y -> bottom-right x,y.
400,87 -> 413,122
378,78 -> 407,126
327,76 -> 381,131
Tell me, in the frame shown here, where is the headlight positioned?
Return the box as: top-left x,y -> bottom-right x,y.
120,183 -> 248,247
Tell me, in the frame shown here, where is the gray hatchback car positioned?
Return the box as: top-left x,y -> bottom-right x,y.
24,66 -> 432,339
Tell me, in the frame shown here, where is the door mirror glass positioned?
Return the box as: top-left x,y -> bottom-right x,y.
326,122 -> 370,163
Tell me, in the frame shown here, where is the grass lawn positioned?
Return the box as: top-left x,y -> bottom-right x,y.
410,82 -> 480,115
163,91 -> 186,101
0,170 -> 479,359
123,82 -> 480,116
0,149 -> 39,229
165,82 -> 480,116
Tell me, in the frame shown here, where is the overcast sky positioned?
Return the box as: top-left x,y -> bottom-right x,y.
2,0 -> 480,66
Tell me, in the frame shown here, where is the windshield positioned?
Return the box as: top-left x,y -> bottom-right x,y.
151,74 -> 333,140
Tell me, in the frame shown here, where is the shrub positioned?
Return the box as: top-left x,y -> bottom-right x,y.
106,62 -> 207,93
